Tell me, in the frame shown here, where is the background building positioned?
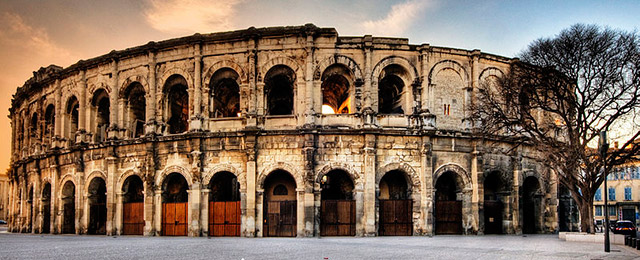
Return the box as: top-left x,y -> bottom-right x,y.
593,160 -> 640,227
7,25 -> 558,237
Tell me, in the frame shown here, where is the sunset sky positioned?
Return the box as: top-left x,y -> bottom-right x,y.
0,0 -> 639,172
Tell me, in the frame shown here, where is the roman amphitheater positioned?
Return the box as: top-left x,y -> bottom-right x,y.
6,24 -> 558,237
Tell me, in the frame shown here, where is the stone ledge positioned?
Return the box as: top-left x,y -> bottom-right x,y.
559,231 -> 626,245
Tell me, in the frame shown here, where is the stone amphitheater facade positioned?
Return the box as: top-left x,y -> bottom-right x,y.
7,24 -> 558,237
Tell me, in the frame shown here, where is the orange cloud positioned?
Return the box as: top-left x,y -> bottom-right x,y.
361,0 -> 432,36
144,0 -> 243,34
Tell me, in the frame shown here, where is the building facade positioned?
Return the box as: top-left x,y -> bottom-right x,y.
593,161 -> 640,227
7,24 -> 558,237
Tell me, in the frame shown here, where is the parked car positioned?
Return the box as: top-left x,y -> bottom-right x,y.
612,220 -> 636,237
0,220 -> 6,225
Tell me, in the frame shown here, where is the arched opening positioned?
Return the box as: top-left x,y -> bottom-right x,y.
29,113 -> 38,144
522,176 -> 541,234
435,171 -> 463,235
210,68 -> 241,118
164,75 -> 189,134
378,170 -> 412,236
264,65 -> 295,116
263,170 -> 297,237
320,170 -> 355,236
41,183 -> 51,233
91,89 -> 110,143
122,175 -> 144,235
66,96 -> 79,141
208,171 -> 240,236
321,65 -> 352,114
378,65 -> 408,114
61,181 -> 75,234
161,172 -> 188,236
44,105 -> 55,145
483,172 -> 506,234
87,177 -> 107,235
123,83 -> 146,138
27,187 -> 33,232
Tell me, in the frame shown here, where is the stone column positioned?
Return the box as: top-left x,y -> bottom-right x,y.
146,51 -> 157,135
512,160 -> 521,234
363,35 -> 373,111
470,145 -> 480,234
75,177 -> 83,234
50,165 -> 59,234
109,59 -> 119,139
115,192 -> 123,235
354,188 -> 365,236
144,181 -> 155,236
54,80 -> 62,146
187,186 -> 202,236
245,136 -> 257,237
200,189 -> 210,236
118,98 -> 126,137
420,136 -> 433,235
82,192 -> 89,234
363,134 -> 377,236
304,34 -> 315,126
419,45 -> 431,112
154,189 -> 162,236
106,156 -> 117,235
255,190 -> 263,237
77,70 -> 87,143
190,43 -> 203,131
296,188 -> 305,237
246,40 -> 258,128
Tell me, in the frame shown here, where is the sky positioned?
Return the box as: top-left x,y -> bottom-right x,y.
0,0 -> 639,173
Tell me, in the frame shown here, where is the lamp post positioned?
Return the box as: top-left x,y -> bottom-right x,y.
599,131 -> 610,253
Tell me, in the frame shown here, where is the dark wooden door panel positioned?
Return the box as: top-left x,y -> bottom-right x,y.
264,200 -> 296,237
379,200 -> 412,236
63,203 -> 75,234
209,201 -> 240,237
321,200 -> 355,236
162,202 -> 187,236
435,201 -> 462,235
43,205 -> 51,233
123,202 -> 144,235
484,200 -> 503,234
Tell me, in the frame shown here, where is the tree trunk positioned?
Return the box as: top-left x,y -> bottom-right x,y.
575,197 -> 595,234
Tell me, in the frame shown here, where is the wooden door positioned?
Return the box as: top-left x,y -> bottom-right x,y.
435,201 -> 462,235
89,203 -> 107,234
63,203 -> 75,234
162,202 -> 188,236
484,200 -> 503,234
123,202 -> 144,235
379,200 -> 412,236
42,204 -> 50,233
209,201 -> 241,236
321,200 -> 356,236
265,200 -> 296,237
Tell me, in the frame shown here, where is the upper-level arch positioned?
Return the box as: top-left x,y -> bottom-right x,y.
259,56 -> 303,83
372,56 -> 418,84
119,75 -> 149,99
314,54 -> 363,81
203,59 -> 247,86
428,60 -> 469,87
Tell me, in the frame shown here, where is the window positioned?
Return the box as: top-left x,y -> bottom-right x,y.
609,206 -> 617,216
625,187 -> 632,201
595,188 -> 602,201
608,187 -> 616,201
273,184 -> 288,196
443,104 -> 451,115
595,206 -> 602,216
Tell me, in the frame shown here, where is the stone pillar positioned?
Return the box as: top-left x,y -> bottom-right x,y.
512,163 -> 521,234
50,165 -> 59,234
419,45 -> 431,112
363,133 -> 377,236
144,181 -> 155,236
420,136 -> 433,235
118,98 -> 126,137
188,185 -> 202,237
75,176 -> 83,234
304,34 -> 315,126
303,187 -> 314,237
200,189 -> 210,236
82,192 -> 89,234
354,189 -> 365,236
54,80 -> 62,146
109,59 -> 119,139
296,188 -> 305,237
470,145 -> 480,234
77,70 -> 87,143
115,192 -> 123,235
190,43 -> 203,131
106,156 -> 117,235
154,189 -> 162,236
246,40 -> 258,128
146,51 -> 157,135
245,136 -> 257,237
255,190 -> 263,237
363,35 -> 373,111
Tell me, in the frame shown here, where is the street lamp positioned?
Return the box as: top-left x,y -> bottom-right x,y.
599,131 -> 610,253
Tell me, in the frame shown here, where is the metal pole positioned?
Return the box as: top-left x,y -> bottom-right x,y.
600,131 -> 610,253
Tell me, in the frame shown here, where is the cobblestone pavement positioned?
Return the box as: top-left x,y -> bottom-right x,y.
0,230 -> 638,260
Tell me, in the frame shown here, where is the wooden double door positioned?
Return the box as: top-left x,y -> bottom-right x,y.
63,203 -> 75,234
484,200 -> 503,234
321,200 -> 355,236
264,200 -> 296,237
162,202 -> 188,236
89,203 -> 107,234
379,199 -> 412,236
123,202 -> 144,235
209,201 -> 241,236
435,201 -> 462,235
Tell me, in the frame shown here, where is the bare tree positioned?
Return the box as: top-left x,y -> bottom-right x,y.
472,24 -> 640,233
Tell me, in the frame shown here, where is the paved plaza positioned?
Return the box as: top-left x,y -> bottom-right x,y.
0,228 -> 638,260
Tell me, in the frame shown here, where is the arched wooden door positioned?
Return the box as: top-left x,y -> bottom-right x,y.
484,172 -> 505,234
61,181 -> 75,234
122,175 -> 144,235
42,183 -> 51,234
320,170 -> 355,236
264,170 -> 297,237
435,171 -> 462,235
88,177 -> 107,235
379,170 -> 412,236
161,173 -> 188,236
208,171 -> 241,237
